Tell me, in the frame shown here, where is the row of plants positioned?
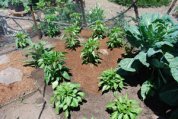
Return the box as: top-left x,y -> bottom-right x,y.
38,2 -> 105,38
110,0 -> 171,7
14,14 -> 143,118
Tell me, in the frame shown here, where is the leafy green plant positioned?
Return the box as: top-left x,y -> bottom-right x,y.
70,12 -> 82,26
40,14 -> 59,37
26,41 -> 53,67
107,27 -> 125,49
15,32 -> 31,48
50,82 -> 85,118
99,69 -> 124,93
118,13 -> 178,102
38,51 -> 70,86
87,5 -> 105,23
64,25 -> 80,49
91,20 -> 107,39
110,0 -> 171,7
81,38 -> 101,64
106,95 -> 142,119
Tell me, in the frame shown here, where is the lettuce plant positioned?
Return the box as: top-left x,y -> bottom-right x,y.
26,41 -> 53,67
87,5 -> 105,23
107,27 -> 125,49
99,69 -> 124,93
15,32 -> 31,48
50,82 -> 85,118
106,95 -> 141,119
64,25 -> 80,49
91,20 -> 107,39
38,51 -> 70,86
81,38 -> 101,64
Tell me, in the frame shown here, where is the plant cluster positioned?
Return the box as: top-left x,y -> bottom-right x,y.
50,82 -> 85,118
91,20 -> 107,39
40,14 -> 59,37
26,41 -> 53,67
107,27 -> 125,49
64,25 -> 80,49
110,0 -> 171,7
81,38 -> 101,64
38,51 -> 70,86
15,32 -> 31,48
118,14 -> 178,118
99,69 -> 124,93
87,5 -> 105,23
107,95 -> 141,119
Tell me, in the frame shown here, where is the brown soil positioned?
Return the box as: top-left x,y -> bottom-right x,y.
0,50 -> 37,106
52,37 -> 124,94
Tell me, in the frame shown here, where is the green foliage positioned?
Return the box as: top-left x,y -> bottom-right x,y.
106,95 -> 141,119
107,27 -> 125,49
117,14 -> 178,118
26,41 -> 53,67
99,69 -> 124,93
64,25 -> 80,49
38,51 -> 70,86
40,14 -> 59,37
110,0 -> 171,7
15,32 -> 31,48
91,20 -> 107,39
50,82 -> 85,118
70,12 -> 82,26
87,5 -> 105,23
0,0 -> 8,7
81,38 -> 101,64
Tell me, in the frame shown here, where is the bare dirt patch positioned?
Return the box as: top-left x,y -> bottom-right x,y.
0,50 -> 37,106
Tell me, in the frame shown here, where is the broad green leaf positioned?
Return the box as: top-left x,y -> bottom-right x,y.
62,71 -> 70,80
134,51 -> 149,67
52,81 -> 59,89
141,80 -> 154,100
169,57 -> 178,83
119,58 -> 136,72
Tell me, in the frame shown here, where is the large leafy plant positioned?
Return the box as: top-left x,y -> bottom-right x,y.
38,51 -> 70,86
26,41 -> 53,67
99,69 -> 124,93
87,5 -> 105,23
50,82 -> 85,118
91,20 -> 107,39
118,14 -> 178,117
40,14 -> 59,37
81,38 -> 101,64
15,32 -> 31,48
106,95 -> 142,119
64,25 -> 80,49
107,27 -> 125,49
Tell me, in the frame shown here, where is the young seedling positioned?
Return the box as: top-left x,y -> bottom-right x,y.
15,32 -> 31,48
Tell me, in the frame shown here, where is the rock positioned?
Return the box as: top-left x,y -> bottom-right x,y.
0,67 -> 23,85
99,49 -> 109,55
0,55 -> 10,65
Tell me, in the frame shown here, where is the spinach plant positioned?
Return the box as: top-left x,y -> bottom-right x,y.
91,20 -> 107,39
40,14 -> 59,37
106,95 -> 142,119
87,5 -> 105,23
64,25 -> 80,49
38,51 -> 70,86
50,82 -> 85,118
15,32 -> 31,48
81,38 -> 101,64
107,27 -> 125,49
99,69 -> 124,93
26,41 -> 53,67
